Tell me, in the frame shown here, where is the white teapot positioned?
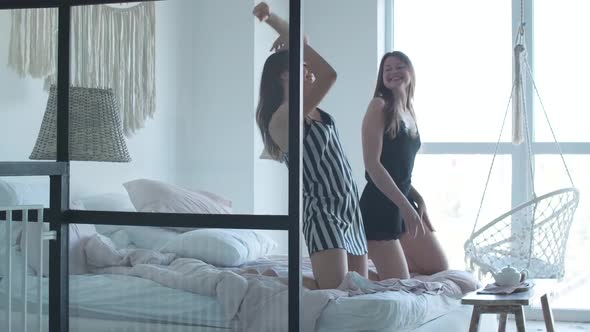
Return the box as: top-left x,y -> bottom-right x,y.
491,266 -> 528,287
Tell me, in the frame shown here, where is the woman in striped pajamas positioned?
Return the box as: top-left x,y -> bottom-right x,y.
253,2 -> 369,290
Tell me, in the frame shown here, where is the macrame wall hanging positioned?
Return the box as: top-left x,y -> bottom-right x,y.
8,2 -> 156,137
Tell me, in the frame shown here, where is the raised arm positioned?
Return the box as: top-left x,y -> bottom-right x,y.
253,2 -> 336,117
302,43 -> 337,116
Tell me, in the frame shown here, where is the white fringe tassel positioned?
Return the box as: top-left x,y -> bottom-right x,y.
8,8 -> 57,79
8,4 -> 156,137
512,44 -> 526,145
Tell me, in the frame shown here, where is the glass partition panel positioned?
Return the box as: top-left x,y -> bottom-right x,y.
62,0 -> 291,216
68,226 -> 289,331
0,7 -> 58,163
1,176 -> 50,331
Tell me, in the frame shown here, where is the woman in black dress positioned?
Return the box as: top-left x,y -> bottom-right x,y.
360,51 -> 448,280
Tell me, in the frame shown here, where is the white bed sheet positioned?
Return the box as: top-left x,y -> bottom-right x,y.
2,272 -> 473,332
2,306 -> 498,332
318,291 -> 460,332
0,312 -> 231,332
0,273 -> 233,329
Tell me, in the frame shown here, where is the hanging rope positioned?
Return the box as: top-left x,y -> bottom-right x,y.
524,61 -> 576,187
470,0 -> 574,236
512,0 -> 527,144
470,84 -> 515,236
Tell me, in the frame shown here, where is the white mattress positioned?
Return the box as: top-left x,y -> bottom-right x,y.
1,274 -> 232,329
1,313 -> 231,332
1,272 -> 471,332
318,291 -> 461,331
2,307 -> 498,332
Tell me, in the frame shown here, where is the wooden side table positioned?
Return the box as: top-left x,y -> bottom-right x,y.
461,279 -> 555,332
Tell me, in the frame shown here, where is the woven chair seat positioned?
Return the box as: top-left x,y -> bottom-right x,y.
465,188 -> 579,279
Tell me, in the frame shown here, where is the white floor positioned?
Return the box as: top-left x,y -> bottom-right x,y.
504,319 -> 590,331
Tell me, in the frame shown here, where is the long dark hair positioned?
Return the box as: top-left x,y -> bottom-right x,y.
374,51 -> 417,139
256,50 -> 289,160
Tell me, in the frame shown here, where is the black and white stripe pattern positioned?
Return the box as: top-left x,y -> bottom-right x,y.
291,112 -> 367,256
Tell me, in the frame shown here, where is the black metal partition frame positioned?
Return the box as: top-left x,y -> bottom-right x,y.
0,0 -> 303,331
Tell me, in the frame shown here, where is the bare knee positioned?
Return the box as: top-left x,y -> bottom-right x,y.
316,273 -> 346,289
368,269 -> 380,281
430,255 -> 449,274
310,249 -> 348,289
401,232 -> 449,275
347,254 -> 368,278
368,240 -> 410,280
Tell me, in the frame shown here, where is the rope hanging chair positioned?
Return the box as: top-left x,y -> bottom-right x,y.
464,1 -> 580,280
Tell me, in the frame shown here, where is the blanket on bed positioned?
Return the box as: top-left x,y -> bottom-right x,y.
85,236 -> 478,332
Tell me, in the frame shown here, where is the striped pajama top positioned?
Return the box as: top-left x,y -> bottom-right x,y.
284,109 -> 368,256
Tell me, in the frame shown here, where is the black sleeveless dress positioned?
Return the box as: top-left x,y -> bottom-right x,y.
360,122 -> 421,241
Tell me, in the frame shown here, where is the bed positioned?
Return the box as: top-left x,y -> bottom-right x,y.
1,178 -> 498,331
1,305 -> 498,332
1,265 -> 498,332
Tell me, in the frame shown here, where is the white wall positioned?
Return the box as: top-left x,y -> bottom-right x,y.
0,2 -> 180,199
304,0 -> 385,190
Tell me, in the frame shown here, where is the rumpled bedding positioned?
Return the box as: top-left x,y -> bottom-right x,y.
85,235 -> 478,332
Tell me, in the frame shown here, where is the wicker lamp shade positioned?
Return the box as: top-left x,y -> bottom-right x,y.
30,86 -> 131,162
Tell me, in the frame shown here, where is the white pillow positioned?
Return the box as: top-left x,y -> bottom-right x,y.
1,179 -> 49,246
20,202 -> 97,276
123,179 -> 232,215
0,245 -> 34,277
125,226 -> 180,250
0,179 -> 19,206
0,216 -> 23,248
78,192 -> 135,212
74,192 -> 136,236
108,229 -> 133,249
85,233 -> 125,268
0,179 -> 50,207
160,229 -> 276,267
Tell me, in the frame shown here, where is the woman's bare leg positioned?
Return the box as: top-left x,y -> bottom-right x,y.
310,248 -> 348,289
400,230 -> 448,275
347,253 -> 369,278
368,240 -> 410,280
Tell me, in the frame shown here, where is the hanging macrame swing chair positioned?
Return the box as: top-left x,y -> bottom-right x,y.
463,9 -> 580,280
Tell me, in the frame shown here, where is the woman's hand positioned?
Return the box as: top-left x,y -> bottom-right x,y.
253,2 -> 270,22
270,36 -> 288,52
270,34 -> 309,52
401,203 -> 425,238
414,197 -> 435,232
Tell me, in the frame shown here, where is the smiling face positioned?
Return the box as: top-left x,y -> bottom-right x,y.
375,51 -> 416,102
382,55 -> 411,91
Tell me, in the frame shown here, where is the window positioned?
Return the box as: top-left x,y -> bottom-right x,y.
412,155 -> 512,269
392,0 -> 512,143
391,0 -> 590,317
534,0 -> 590,142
